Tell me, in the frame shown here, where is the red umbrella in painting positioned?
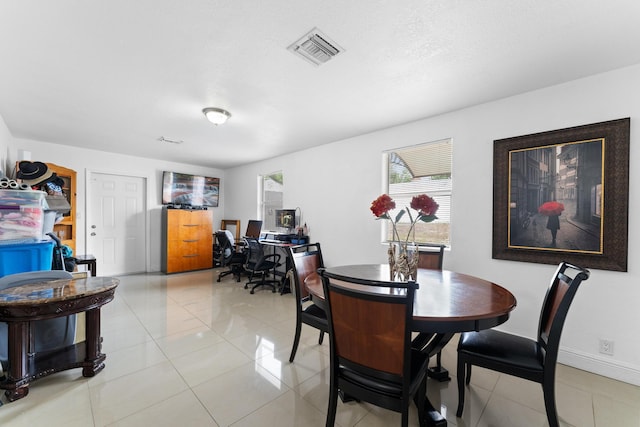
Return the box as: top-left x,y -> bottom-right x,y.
538,201 -> 565,216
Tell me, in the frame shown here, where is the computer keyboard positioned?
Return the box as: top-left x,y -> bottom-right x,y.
260,239 -> 281,243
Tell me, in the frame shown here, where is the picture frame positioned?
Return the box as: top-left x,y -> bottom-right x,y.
492,118 -> 630,271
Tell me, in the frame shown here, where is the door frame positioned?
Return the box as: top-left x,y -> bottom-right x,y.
85,168 -> 150,274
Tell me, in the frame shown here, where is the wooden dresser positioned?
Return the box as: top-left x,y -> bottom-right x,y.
161,208 -> 213,273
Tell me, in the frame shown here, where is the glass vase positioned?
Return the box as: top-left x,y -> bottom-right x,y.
388,241 -> 419,281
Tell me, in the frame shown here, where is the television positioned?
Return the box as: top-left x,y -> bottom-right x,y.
162,171 -> 220,207
275,209 -> 296,230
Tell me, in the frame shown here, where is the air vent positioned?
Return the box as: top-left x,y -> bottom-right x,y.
288,28 -> 343,66
158,136 -> 184,145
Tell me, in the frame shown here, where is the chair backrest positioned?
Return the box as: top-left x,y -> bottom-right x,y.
244,238 -> 266,269
320,268 -> 417,380
417,243 -> 445,270
215,230 -> 234,262
537,262 -> 590,363
288,243 -> 324,301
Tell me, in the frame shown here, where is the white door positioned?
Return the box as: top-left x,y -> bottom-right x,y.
87,172 -> 146,276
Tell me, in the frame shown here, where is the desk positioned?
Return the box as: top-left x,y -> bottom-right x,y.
305,264 -> 516,426
0,276 -> 119,401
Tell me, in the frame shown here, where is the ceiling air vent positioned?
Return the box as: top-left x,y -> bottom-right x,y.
288,28 -> 343,66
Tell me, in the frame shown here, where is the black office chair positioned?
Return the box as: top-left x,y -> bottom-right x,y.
319,268 -> 429,427
411,243 -> 449,380
456,262 -> 590,427
287,243 -> 328,363
243,238 -> 282,294
0,270 -> 75,371
215,231 -> 245,282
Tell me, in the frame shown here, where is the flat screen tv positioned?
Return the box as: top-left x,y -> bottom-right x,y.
162,171 -> 219,207
275,209 -> 296,230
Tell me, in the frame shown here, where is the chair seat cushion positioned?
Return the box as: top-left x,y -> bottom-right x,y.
258,261 -> 279,270
458,329 -> 543,373
301,303 -> 328,330
340,349 -> 428,396
302,303 -> 326,319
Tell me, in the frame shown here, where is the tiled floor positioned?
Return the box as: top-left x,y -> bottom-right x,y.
1,269 -> 639,426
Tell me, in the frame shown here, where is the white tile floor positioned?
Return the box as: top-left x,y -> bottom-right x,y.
1,269 -> 639,426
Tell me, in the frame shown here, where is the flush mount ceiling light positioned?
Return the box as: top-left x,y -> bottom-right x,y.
202,107 -> 231,125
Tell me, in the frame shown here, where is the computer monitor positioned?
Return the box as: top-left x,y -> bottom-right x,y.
275,209 -> 296,230
245,220 -> 263,238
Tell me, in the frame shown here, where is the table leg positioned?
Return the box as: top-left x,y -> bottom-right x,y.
425,400 -> 448,426
82,308 -> 106,377
3,322 -> 30,401
420,333 -> 455,426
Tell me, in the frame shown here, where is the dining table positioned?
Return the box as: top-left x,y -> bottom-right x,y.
304,264 -> 517,427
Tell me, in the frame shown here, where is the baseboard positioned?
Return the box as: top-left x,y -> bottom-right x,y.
559,347 -> 640,386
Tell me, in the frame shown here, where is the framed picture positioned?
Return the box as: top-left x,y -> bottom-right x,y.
492,118 -> 630,271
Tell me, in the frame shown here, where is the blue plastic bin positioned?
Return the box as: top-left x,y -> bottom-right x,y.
0,240 -> 54,276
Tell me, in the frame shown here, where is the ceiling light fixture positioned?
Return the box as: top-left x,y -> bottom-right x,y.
202,107 -> 231,125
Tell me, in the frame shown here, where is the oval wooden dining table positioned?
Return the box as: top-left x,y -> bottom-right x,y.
304,264 -> 517,427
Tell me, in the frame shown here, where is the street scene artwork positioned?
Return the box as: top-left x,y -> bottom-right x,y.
508,139 -> 604,254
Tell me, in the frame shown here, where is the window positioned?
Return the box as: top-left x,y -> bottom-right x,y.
259,171 -> 283,230
384,139 -> 452,246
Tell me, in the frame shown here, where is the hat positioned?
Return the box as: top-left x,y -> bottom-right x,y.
17,161 -> 54,185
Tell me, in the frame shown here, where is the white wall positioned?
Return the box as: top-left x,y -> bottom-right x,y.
4,138 -> 225,272
0,116 -> 11,175
224,64 -> 640,385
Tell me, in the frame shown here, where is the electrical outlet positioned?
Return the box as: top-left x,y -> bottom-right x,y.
599,339 -> 614,355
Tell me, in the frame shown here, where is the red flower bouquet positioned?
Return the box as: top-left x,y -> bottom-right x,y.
370,193 -> 439,243
371,193 -> 439,280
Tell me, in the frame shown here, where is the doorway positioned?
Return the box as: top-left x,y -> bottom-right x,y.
87,172 -> 147,276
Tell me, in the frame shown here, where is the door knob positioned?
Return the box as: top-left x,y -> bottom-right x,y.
91,232 -> 96,236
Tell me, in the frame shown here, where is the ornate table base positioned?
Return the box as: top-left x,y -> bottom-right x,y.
0,277 -> 118,401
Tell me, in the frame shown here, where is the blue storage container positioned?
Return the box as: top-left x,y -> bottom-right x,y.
0,241 -> 76,369
0,240 -> 54,277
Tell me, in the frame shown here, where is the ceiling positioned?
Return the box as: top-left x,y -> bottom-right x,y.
1,1 -> 640,170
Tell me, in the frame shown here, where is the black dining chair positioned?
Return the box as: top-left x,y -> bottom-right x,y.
456,261 -> 590,427
319,267 -> 429,427
416,243 -> 445,270
286,243 -> 328,363
215,230 -> 245,282
411,243 -> 449,380
243,238 -> 282,294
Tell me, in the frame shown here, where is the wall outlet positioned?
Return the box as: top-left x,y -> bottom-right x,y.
599,339 -> 614,356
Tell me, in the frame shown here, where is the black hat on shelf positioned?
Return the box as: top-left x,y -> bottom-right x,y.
17,161 -> 54,186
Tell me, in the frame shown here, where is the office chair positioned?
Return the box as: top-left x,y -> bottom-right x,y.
456,262 -> 590,427
0,270 -> 75,370
287,243 -> 328,363
319,268 -> 429,427
243,238 -> 281,294
215,230 -> 245,282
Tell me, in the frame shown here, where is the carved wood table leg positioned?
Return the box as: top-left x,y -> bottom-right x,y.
4,321 -> 30,401
82,307 -> 106,377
